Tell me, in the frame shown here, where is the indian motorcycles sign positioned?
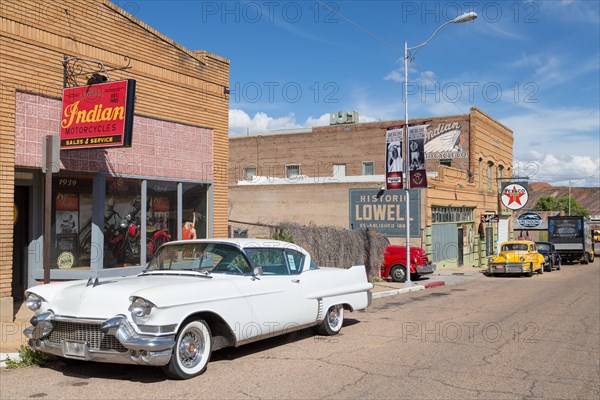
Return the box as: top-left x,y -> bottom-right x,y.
424,121 -> 468,160
60,80 -> 136,150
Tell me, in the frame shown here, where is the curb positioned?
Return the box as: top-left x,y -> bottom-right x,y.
423,281 -> 446,289
372,285 -> 425,299
0,352 -> 22,368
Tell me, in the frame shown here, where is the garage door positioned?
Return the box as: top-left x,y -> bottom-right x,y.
431,223 -> 458,263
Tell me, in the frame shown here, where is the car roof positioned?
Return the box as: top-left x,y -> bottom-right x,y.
165,238 -> 309,255
501,240 -> 535,245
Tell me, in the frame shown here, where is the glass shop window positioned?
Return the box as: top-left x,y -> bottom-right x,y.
104,178 -> 142,268
147,180 -> 177,257
182,183 -> 209,240
52,175 -> 93,270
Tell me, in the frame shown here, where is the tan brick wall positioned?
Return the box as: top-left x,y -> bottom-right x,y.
228,108 -> 513,241
0,0 -> 230,301
229,114 -> 471,185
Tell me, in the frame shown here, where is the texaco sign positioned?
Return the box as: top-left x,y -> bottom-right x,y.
501,183 -> 529,210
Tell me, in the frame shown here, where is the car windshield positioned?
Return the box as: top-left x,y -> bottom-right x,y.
501,243 -> 528,252
146,242 -> 253,275
536,243 -> 551,252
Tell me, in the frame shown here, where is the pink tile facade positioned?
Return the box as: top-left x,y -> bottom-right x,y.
15,92 -> 213,181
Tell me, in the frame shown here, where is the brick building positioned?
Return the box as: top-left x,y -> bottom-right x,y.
229,108 -> 514,270
1,0 -> 230,320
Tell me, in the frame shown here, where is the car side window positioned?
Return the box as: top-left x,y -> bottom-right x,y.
284,250 -> 305,275
246,248 -> 289,275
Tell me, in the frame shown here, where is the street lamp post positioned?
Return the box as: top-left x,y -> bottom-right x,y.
402,11 -> 477,287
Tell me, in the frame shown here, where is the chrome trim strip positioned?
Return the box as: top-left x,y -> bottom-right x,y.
100,315 -> 175,351
235,322 -> 319,347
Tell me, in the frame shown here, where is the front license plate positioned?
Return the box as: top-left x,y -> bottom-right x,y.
65,341 -> 87,357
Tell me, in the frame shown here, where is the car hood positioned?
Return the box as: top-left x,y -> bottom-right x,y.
26,273 -> 244,319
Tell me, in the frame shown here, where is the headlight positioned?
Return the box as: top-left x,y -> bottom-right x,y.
520,257 -> 526,262
544,255 -> 549,261
130,297 -> 155,318
119,219 -> 128,229
26,293 -> 44,311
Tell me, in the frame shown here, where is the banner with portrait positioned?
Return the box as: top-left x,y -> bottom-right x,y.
385,126 -> 403,190
408,124 -> 428,189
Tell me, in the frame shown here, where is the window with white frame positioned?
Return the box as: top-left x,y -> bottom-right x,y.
285,164 -> 300,178
243,167 -> 256,180
362,162 -> 374,175
333,164 -> 346,178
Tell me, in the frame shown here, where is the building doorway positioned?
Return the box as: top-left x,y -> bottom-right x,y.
12,186 -> 29,301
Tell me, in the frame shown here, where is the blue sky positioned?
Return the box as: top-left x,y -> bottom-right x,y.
132,0 -> 600,186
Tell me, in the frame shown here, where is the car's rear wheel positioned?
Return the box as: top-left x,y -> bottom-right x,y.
390,265 -> 407,282
318,305 -> 344,336
163,319 -> 212,380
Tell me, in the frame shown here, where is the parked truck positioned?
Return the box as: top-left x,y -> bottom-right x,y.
547,216 -> 594,264
380,245 -> 436,282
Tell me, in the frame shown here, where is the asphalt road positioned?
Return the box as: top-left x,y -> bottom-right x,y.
1,261 -> 598,399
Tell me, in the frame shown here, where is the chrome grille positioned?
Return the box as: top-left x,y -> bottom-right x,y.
48,321 -> 127,352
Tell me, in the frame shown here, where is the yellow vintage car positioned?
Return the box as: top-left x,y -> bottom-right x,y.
488,240 -> 545,277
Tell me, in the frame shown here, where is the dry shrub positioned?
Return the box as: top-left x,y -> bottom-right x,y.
277,222 -> 387,279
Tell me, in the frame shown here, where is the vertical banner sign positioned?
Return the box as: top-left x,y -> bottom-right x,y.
386,126 -> 403,190
408,124 -> 428,188
60,79 -> 136,150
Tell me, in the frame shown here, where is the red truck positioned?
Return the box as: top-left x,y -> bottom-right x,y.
381,245 -> 436,282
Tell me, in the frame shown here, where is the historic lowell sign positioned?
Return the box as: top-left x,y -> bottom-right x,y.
60,79 -> 136,150
349,188 -> 421,237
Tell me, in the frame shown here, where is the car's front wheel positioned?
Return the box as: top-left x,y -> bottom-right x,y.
318,305 -> 344,336
163,319 -> 212,380
390,265 -> 407,283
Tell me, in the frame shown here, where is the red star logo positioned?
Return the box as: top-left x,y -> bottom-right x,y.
504,186 -> 526,206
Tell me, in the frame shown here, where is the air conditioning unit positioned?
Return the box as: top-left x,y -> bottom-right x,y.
329,111 -> 359,125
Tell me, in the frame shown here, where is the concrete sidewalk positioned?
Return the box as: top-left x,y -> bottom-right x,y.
371,266 -> 485,298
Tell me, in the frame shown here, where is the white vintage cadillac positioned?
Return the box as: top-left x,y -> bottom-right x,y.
24,239 -> 373,379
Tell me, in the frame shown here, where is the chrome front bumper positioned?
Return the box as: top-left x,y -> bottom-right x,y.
416,264 -> 436,275
24,312 -> 175,366
489,263 -> 529,274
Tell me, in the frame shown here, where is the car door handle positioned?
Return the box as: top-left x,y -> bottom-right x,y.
291,279 -> 300,284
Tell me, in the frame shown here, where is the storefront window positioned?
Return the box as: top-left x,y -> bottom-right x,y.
52,176 -> 93,270
182,183 -> 209,240
104,178 -> 142,268
147,180 -> 177,257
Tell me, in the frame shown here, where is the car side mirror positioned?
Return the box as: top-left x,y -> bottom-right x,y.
253,267 -> 263,276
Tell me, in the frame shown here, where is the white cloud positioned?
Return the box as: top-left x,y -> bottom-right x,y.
507,52 -> 599,87
384,70 -> 403,83
502,106 -> 600,186
515,152 -> 599,186
304,113 -> 331,127
229,109 -> 301,136
500,107 -> 600,155
229,109 -> 383,136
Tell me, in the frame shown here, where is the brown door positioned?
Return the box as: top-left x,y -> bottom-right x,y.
12,186 -> 29,301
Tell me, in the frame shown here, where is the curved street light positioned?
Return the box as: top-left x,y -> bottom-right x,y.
402,12 -> 478,288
